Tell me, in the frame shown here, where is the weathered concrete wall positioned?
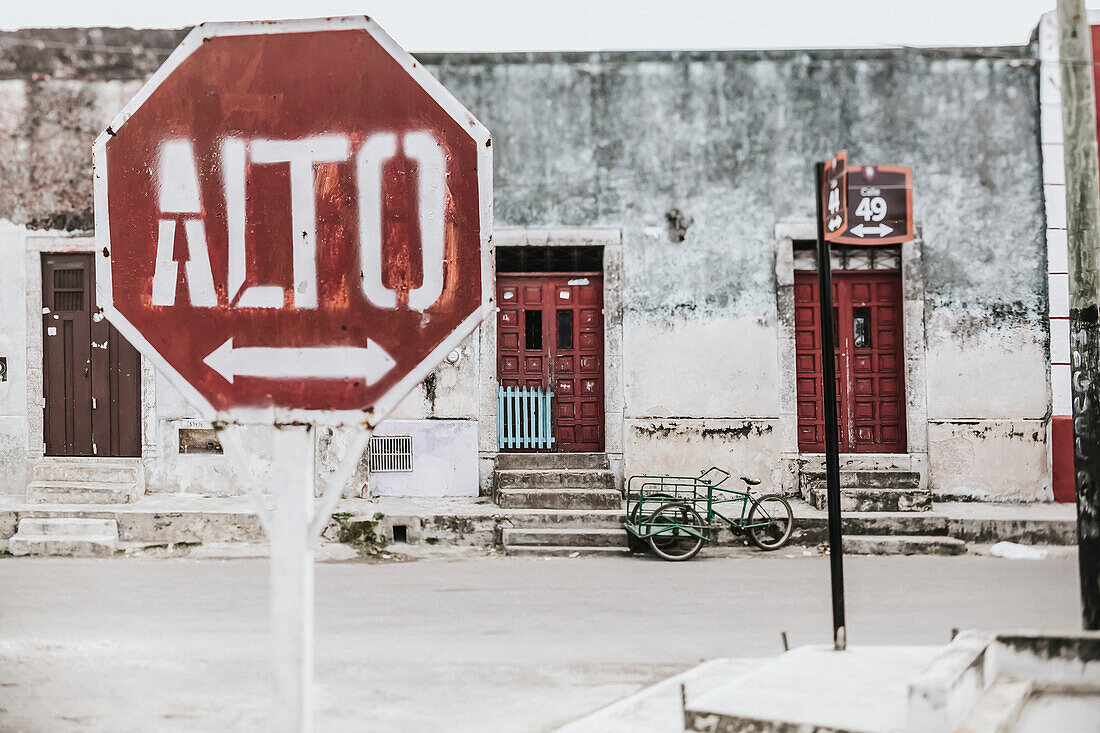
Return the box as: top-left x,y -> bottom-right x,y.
0,224 -> 30,494
424,47 -> 1047,498
369,419 -> 479,497
0,30 -> 1049,499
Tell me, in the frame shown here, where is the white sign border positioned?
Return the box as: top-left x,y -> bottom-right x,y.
93,16 -> 493,428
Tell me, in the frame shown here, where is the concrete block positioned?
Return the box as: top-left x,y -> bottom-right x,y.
686,645 -> 942,733
907,631 -> 994,733
501,509 -> 624,529
496,488 -> 622,510
495,452 -> 609,471
801,470 -> 921,491
27,481 -> 139,504
16,517 -> 116,535
9,517 -> 119,557
9,536 -> 116,557
843,534 -> 966,556
503,545 -> 630,557
115,511 -> 263,543
31,458 -> 143,485
494,468 -> 615,491
809,487 -> 932,513
502,527 -> 628,547
956,678 -> 1032,733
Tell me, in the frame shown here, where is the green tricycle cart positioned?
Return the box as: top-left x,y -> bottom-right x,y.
624,467 -> 795,561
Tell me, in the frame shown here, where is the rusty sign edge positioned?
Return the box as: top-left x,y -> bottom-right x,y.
93,16 -> 494,428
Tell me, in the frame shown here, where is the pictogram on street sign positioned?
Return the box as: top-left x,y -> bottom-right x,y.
93,17 -> 493,427
821,152 -> 913,246
822,150 -> 848,238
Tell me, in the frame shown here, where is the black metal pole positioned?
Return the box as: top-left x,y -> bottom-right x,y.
814,161 -> 847,650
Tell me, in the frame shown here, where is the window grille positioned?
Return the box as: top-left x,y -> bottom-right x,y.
53,268 -> 85,311
793,242 -> 900,271
369,435 -> 413,472
496,246 -> 603,273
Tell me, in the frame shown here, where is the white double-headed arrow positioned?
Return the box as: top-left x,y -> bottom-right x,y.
849,222 -> 894,238
204,338 -> 396,384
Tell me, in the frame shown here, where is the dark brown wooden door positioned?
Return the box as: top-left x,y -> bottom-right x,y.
42,254 -> 141,457
497,274 -> 604,452
795,270 -> 905,453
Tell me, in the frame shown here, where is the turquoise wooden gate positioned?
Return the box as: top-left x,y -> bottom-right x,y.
497,385 -> 555,450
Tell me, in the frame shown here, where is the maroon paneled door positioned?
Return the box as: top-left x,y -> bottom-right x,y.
497,274 -> 604,452
795,270 -> 906,453
42,253 -> 141,457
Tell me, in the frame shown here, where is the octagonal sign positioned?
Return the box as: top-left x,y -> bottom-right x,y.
93,17 -> 492,426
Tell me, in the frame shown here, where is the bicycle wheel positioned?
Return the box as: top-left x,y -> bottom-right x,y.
627,493 -> 675,553
747,494 -> 794,550
646,502 -> 706,562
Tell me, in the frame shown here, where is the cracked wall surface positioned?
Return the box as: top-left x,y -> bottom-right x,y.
0,30 -> 1050,498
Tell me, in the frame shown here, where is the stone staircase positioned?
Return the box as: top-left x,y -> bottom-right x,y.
494,452 -> 620,509
800,467 -> 966,554
27,457 -> 144,504
9,517 -> 119,557
494,453 -> 627,555
801,469 -> 930,512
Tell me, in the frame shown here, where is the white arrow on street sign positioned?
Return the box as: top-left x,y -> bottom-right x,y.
849,222 -> 895,238
203,338 -> 396,384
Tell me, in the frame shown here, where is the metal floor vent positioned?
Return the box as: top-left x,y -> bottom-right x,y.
369,435 -> 413,472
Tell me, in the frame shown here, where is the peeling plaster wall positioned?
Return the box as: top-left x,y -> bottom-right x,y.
0,31 -> 1049,499
0,224 -> 30,494
424,47 -> 1047,499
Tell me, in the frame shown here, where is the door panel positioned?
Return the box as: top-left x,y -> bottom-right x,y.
795,269 -> 905,453
43,254 -> 141,457
497,274 -> 604,452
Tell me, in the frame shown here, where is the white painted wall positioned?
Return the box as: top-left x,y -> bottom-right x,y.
369,419 -> 479,497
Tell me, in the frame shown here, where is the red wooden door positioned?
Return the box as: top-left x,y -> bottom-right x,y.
42,254 -> 141,457
795,270 -> 905,453
497,274 -> 604,452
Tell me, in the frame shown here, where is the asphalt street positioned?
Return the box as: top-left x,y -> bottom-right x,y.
0,552 -> 1083,732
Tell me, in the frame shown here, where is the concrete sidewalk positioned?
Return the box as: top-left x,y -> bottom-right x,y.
0,493 -> 1079,554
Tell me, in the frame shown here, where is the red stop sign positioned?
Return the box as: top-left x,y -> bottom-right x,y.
93,18 -> 492,426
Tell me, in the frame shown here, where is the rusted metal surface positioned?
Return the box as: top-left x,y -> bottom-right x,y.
93,18 -> 492,427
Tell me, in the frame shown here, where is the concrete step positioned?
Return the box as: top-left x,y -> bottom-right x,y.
503,545 -> 631,557
502,527 -> 628,547
16,517 -> 117,535
32,457 -> 143,487
958,677 -> 1032,732
808,487 -> 932,512
497,488 -> 623,510
501,509 -> 624,529
9,517 -> 119,557
802,470 -> 921,491
27,481 -> 140,505
495,452 -> 610,471
685,645 -> 942,733
495,468 -> 615,491
843,534 -> 966,556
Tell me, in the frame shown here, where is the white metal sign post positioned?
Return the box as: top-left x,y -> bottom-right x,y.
92,17 -> 492,731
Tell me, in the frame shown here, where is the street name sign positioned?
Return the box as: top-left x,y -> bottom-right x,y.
821,150 -> 913,246
93,16 -> 492,428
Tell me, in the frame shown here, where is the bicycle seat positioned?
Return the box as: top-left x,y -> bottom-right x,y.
740,476 -> 762,486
